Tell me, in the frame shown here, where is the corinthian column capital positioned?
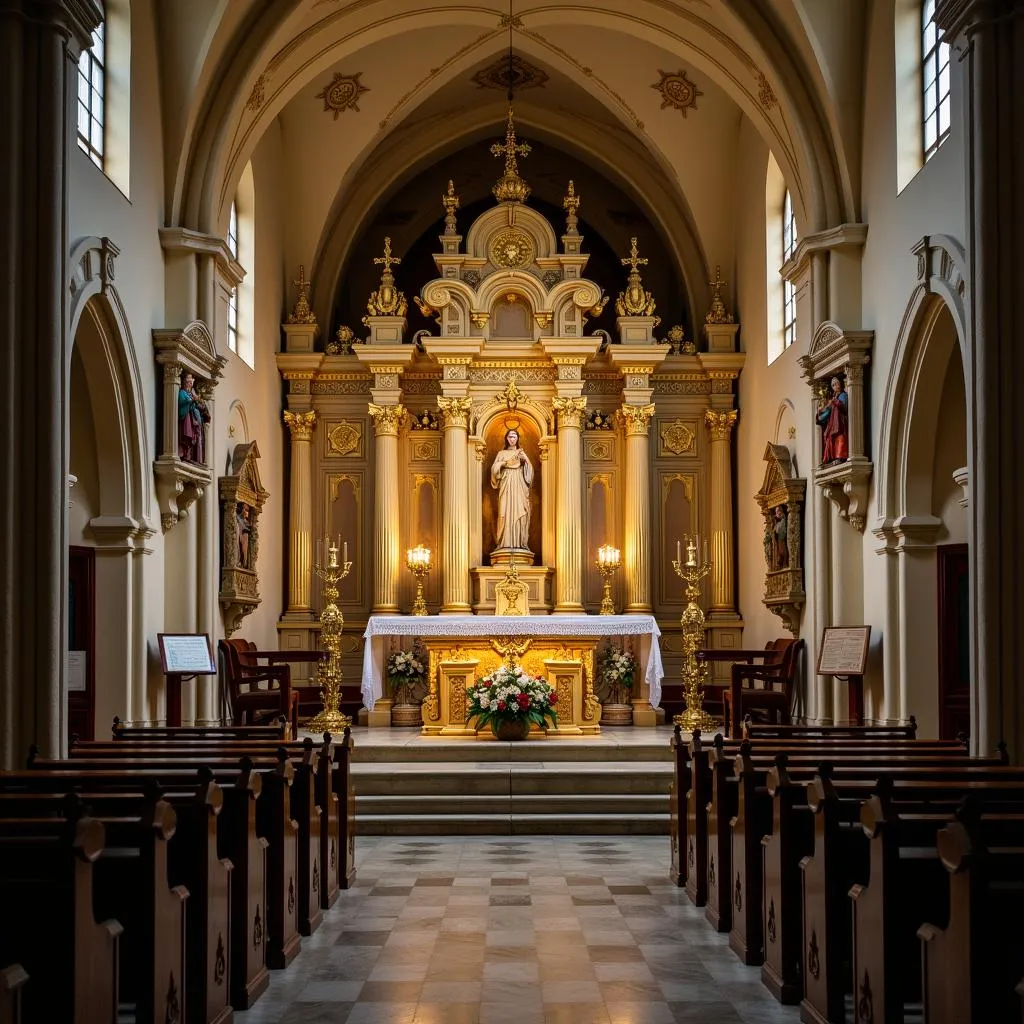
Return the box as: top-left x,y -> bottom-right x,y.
704,408 -> 738,440
437,395 -> 473,430
283,409 -> 317,441
368,403 -> 407,437
553,395 -> 587,429
618,403 -> 655,436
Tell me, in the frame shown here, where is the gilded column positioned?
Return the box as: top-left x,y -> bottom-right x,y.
369,404 -> 406,613
619,404 -> 655,611
704,409 -> 738,613
283,410 -> 317,617
437,396 -> 472,613
553,396 -> 587,613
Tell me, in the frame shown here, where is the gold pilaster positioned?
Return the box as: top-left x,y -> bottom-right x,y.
283,409 -> 317,617
619,404 -> 655,613
438,395 -> 473,613
553,395 -> 587,613
368,403 -> 406,613
704,409 -> 738,614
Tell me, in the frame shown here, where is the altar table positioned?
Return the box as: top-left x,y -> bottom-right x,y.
360,614 -> 665,720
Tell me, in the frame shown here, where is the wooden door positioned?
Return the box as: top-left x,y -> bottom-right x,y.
937,544 -> 970,740
67,546 -> 96,742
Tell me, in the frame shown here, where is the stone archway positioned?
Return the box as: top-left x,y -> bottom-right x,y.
67,238 -> 155,732
875,237 -> 969,738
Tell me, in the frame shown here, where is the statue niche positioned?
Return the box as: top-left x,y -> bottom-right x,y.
481,412 -> 542,565
754,442 -> 806,636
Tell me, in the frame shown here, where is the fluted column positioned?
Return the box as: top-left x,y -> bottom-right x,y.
369,404 -> 406,613
704,409 -> 738,613
438,397 -> 472,613
283,410 -> 317,617
619,404 -> 655,612
553,396 -> 587,613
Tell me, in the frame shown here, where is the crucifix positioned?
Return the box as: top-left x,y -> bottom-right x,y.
621,237 -> 649,274
491,108 -> 531,175
373,236 -> 401,274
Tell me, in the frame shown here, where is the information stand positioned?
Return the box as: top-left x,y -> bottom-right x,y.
157,633 -> 217,726
816,625 -> 871,724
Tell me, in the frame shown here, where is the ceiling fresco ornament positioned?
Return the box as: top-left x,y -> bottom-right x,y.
246,73 -> 267,113
757,71 -> 778,111
652,69 -> 703,118
315,71 -> 369,119
472,52 -> 548,92
489,229 -> 535,269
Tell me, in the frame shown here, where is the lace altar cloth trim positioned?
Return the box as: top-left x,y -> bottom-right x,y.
360,614 -> 664,711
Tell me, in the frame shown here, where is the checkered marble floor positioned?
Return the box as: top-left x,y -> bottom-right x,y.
235,836 -> 800,1024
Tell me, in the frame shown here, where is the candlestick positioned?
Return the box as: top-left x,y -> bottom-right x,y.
407,545 -> 432,615
307,550 -> 354,733
595,545 -> 621,615
671,544 -> 716,733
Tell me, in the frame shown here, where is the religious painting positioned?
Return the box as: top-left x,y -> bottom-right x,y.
481,413 -> 542,563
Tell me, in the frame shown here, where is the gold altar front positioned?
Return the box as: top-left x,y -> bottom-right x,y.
421,637 -> 602,738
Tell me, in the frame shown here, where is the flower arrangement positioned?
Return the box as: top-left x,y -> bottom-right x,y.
467,664 -> 558,737
598,640 -> 635,704
386,645 -> 426,705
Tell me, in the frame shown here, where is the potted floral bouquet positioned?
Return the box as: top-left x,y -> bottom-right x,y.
386,644 -> 426,726
598,640 -> 635,725
467,664 -> 558,740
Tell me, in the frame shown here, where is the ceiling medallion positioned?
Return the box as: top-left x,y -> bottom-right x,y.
489,229 -> 535,269
472,53 -> 548,92
757,71 -> 778,111
652,69 -> 703,118
316,71 -> 369,119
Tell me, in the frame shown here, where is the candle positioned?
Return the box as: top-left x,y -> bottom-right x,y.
343,541 -> 348,565
676,540 -> 681,566
317,538 -> 322,567
704,538 -> 709,565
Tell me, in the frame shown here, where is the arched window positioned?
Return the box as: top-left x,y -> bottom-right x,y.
782,190 -> 797,350
76,3 -> 105,168
227,202 -> 239,354
922,0 -> 951,161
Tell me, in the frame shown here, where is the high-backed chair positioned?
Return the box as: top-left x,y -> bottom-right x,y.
722,638 -> 804,736
218,639 -> 300,737
694,639 -> 794,726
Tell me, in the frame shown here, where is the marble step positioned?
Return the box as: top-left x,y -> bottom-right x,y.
352,762 -> 672,797
357,793 -> 670,816
357,812 -> 670,836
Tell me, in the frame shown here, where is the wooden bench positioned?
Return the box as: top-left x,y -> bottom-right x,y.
0,810 -> 120,1023
0,794 -> 187,1024
918,808 -> 1024,1024
110,715 -> 289,742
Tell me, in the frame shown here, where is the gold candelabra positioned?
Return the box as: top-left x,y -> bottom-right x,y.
308,537 -> 353,732
596,545 -> 621,616
407,545 -> 431,616
672,536 -> 717,732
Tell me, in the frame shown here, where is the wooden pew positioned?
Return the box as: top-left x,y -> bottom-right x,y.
0,795 -> 188,1024
669,725 -> 689,887
2,762 -> 271,1005
111,715 -> 289,741
0,781 -> 231,1024
72,731 -> 347,903
0,964 -> 27,1024
0,810 -> 121,1023
25,749 -> 310,962
742,717 -> 919,740
850,788 -> 1024,1024
918,809 -> 1024,1024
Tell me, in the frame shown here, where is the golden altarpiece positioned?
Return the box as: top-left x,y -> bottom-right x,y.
275,114 -> 744,730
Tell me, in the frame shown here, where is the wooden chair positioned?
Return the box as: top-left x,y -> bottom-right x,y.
230,640 -> 332,725
722,637 -> 804,736
218,639 -> 300,737
695,639 -> 794,727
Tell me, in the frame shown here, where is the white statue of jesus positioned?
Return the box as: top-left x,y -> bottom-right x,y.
490,428 -> 534,554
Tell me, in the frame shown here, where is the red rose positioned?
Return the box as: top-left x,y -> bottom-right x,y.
517,694 -> 529,708
549,692 -> 558,704
497,701 -> 506,711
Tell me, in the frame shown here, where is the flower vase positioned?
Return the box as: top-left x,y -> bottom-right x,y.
599,702 -> 633,726
390,702 -> 423,727
492,718 -> 531,741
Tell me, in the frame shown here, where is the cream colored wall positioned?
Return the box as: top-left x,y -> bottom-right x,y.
68,351 -> 100,540
932,347 -> 968,545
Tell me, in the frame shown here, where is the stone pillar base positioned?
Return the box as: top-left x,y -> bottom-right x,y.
367,698 -> 393,728
631,700 -> 664,727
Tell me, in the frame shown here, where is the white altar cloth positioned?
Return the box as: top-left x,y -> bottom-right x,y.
360,614 -> 665,711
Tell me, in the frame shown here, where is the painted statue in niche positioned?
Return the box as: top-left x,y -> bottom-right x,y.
815,375 -> 849,464
236,504 -> 253,569
178,372 -> 211,464
772,505 -> 789,570
490,428 -> 534,555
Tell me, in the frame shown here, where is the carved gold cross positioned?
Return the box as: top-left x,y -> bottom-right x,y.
490,108 -> 531,173
621,237 -> 649,273
293,264 -> 311,296
373,236 -> 401,273
709,264 -> 727,294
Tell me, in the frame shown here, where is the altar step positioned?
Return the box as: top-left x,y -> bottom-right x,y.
352,760 -> 672,835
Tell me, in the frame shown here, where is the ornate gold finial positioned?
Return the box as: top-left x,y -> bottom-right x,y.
490,108 -> 531,204
287,265 -> 318,324
563,180 -> 580,235
705,265 -> 734,324
615,238 -> 657,318
502,377 -> 522,429
326,324 -> 355,355
364,237 -> 408,321
442,180 -> 460,235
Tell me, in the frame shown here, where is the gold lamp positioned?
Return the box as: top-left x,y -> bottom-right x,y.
308,536 -> 353,733
407,545 -> 432,616
672,534 -> 717,732
596,545 -> 621,616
